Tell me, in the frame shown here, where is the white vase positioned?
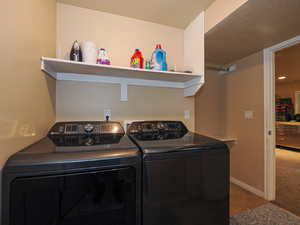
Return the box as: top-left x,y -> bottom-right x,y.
81,41 -> 97,64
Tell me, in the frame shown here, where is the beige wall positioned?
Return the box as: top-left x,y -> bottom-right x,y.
195,51 -> 265,192
224,51 -> 265,191
0,0 -> 56,168
195,70 -> 225,138
204,0 -> 248,33
56,82 -> 195,129
57,3 -> 184,70
56,3 -> 195,130
184,12 -> 205,75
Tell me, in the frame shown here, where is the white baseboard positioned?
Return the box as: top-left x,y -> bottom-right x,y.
230,177 -> 265,199
0,168 -> 2,221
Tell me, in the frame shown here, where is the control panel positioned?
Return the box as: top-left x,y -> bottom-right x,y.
127,121 -> 188,141
49,121 -> 124,136
127,121 -> 187,134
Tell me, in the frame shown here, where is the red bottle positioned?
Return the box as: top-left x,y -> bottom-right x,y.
130,49 -> 144,69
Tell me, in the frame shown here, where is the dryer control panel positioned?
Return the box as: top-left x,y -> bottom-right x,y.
127,121 -> 188,134
48,121 -> 124,136
127,121 -> 188,141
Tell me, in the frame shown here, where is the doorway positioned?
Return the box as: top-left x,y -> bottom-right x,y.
295,91 -> 300,114
264,35 -> 300,215
274,43 -> 300,216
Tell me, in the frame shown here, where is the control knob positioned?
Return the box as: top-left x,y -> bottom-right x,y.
84,123 -> 94,133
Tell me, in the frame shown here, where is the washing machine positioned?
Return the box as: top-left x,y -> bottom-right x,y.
127,121 -> 229,225
2,121 -> 141,225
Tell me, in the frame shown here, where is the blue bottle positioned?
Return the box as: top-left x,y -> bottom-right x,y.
151,44 -> 168,71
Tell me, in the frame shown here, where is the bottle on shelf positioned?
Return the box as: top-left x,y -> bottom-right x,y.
81,41 -> 98,64
130,49 -> 144,69
151,44 -> 168,71
70,40 -> 82,62
97,48 -> 111,65
145,59 -> 151,70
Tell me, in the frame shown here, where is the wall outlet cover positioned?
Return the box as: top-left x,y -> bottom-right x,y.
244,110 -> 254,119
184,110 -> 190,120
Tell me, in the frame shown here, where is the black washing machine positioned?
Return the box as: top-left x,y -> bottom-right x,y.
2,121 -> 141,225
127,121 -> 230,225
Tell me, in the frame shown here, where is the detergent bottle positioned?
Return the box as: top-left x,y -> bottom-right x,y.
151,44 -> 168,71
97,48 -> 111,65
130,49 -> 144,69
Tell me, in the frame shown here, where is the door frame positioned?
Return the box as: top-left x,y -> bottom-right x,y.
264,35 -> 300,200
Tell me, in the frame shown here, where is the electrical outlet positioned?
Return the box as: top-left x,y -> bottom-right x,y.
104,109 -> 111,121
184,110 -> 190,120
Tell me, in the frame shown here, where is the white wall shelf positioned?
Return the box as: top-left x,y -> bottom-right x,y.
41,57 -> 204,101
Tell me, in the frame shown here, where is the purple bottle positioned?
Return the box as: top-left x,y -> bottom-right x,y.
96,48 -> 111,65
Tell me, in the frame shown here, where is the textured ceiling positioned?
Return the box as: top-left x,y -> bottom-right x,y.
57,0 -> 214,28
205,0 -> 300,66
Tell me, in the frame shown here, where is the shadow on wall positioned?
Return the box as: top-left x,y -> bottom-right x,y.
45,74 -> 56,114
195,69 -> 226,138
196,51 -> 265,193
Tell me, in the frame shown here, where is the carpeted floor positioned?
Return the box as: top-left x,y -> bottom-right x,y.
275,148 -> 300,216
230,203 -> 300,225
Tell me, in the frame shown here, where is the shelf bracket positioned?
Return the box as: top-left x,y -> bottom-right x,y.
120,82 -> 128,101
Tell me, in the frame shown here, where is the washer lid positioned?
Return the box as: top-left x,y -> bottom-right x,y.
130,132 -> 227,155
4,134 -> 140,171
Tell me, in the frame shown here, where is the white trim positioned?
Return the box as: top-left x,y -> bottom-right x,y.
263,48 -> 276,201
184,77 -> 203,88
263,34 -> 300,201
266,35 -> 300,52
184,82 -> 204,97
184,77 -> 205,97
41,59 -> 57,79
230,177 -> 265,198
